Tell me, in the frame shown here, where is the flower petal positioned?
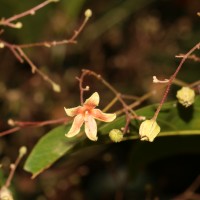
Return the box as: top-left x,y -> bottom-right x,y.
92,109 -> 116,122
85,115 -> 98,141
65,114 -> 84,137
84,92 -> 99,107
64,106 -> 82,117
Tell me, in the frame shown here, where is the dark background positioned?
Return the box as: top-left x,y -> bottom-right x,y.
0,0 -> 200,199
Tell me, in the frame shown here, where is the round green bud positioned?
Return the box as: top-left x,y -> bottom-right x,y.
52,83 -> 61,93
84,9 -> 92,18
109,129 -> 123,143
139,119 -> 160,142
19,146 -> 27,157
15,22 -> 23,29
176,87 -> 195,107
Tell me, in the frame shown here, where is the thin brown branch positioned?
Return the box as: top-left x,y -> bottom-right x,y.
78,69 -> 142,134
0,127 -> 21,137
11,117 -> 68,127
176,54 -> 200,62
17,40 -> 76,49
173,175 -> 200,200
0,0 -> 56,28
16,47 -> 61,92
116,90 -> 155,116
0,8 -> 92,92
5,156 -> 21,188
16,9 -> 92,49
153,42 -> 200,120
5,147 -> 27,188
189,80 -> 200,88
0,117 -> 69,137
1,40 -> 24,63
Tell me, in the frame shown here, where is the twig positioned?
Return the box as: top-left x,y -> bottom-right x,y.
0,127 -> 21,137
77,69 -> 142,134
153,42 -> 200,121
17,9 -> 92,48
173,175 -> 200,200
0,0 -> 57,28
0,118 -> 68,137
5,147 -> 27,188
176,54 -> 200,62
116,90 -> 156,116
0,4 -> 92,92
16,47 -> 61,92
9,117 -> 68,127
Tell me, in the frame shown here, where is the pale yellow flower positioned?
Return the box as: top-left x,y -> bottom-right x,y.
139,119 -> 160,142
64,92 -> 116,141
176,87 -> 195,107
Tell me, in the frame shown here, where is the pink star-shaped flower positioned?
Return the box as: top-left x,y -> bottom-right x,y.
64,92 -> 116,141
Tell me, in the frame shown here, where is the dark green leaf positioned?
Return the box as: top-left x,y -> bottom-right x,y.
24,95 -> 200,177
24,125 -> 80,178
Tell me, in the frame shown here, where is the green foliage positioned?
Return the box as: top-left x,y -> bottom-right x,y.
24,125 -> 80,178
24,95 -> 200,177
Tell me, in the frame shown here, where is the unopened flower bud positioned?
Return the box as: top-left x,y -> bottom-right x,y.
176,87 -> 195,107
19,146 -> 27,157
14,22 -> 23,29
0,42 -> 4,48
0,187 -> 13,200
109,129 -> 123,142
7,119 -> 15,126
139,119 -> 160,142
52,83 -> 61,93
85,9 -> 92,18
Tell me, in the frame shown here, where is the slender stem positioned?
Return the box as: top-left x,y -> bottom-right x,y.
17,11 -> 90,49
189,80 -> 200,88
122,130 -> 200,142
121,94 -> 139,101
102,96 -> 118,112
1,0 -> 53,26
0,118 -> 68,137
1,6 -> 91,92
79,69 -> 141,134
16,47 -> 60,91
13,117 -> 68,127
5,154 -> 22,188
77,70 -> 89,105
176,53 -> 200,62
153,42 -> 200,120
1,40 -> 24,63
18,40 -> 76,48
68,13 -> 91,43
0,127 -> 21,137
82,69 -> 138,117
173,78 -> 188,87
116,90 -> 155,116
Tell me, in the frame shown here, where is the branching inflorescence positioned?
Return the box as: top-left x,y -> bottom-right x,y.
0,0 -> 92,92
0,1 -> 199,144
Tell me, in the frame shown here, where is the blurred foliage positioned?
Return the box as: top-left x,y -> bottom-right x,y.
0,0 -> 200,199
